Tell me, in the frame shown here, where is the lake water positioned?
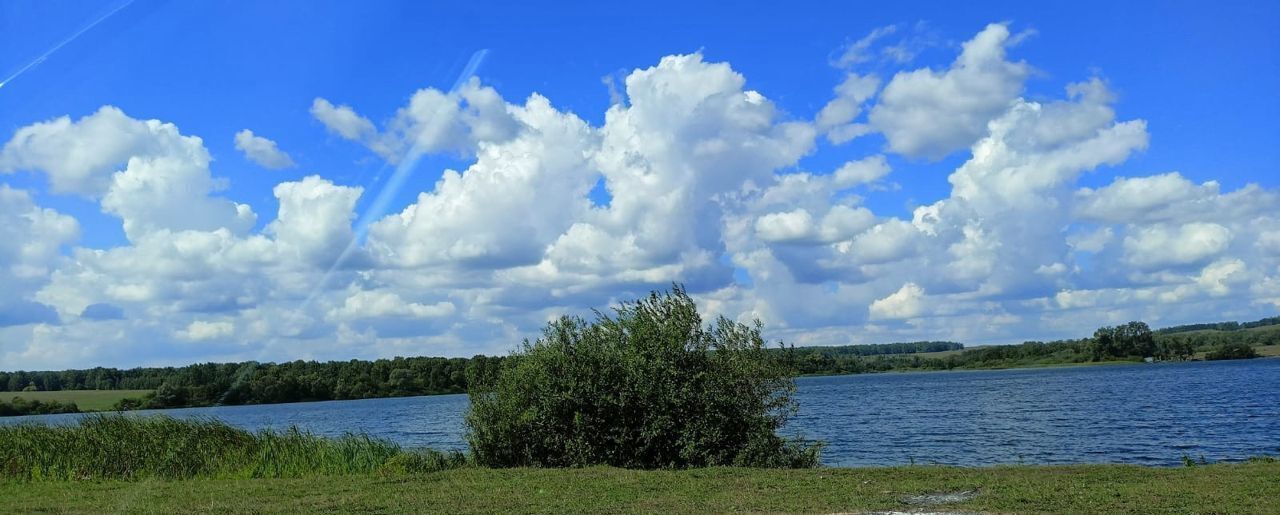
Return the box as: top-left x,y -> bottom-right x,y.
5,358 -> 1277,467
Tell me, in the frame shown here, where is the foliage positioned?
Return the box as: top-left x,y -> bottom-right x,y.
1155,337 -> 1196,361
1205,341 -> 1259,361
466,286 -> 820,469
0,414 -> 465,481
1,316 -> 1273,413
1088,321 -> 1156,360
1156,316 -> 1280,334
0,356 -> 491,410
0,396 -> 79,416
791,341 -> 962,358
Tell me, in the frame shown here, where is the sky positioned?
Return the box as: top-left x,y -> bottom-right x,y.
0,0 -> 1277,370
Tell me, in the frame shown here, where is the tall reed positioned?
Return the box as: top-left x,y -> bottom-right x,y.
0,414 -> 467,481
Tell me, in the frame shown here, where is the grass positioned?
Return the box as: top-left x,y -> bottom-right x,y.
5,390 -> 152,411
1,462 -> 1276,513
0,415 -> 465,481
1254,344 -> 1280,357
3,416 -> 1276,513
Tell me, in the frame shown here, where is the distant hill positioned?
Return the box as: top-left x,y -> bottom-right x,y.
1155,316 -> 1280,335
786,341 -> 964,357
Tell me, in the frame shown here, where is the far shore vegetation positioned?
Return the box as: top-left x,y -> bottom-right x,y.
1,311 -> 1276,416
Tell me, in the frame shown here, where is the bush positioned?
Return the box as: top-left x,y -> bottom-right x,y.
465,286 -> 821,469
1205,341 -> 1259,361
0,397 -> 79,416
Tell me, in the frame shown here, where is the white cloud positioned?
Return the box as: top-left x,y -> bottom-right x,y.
2,106 -> 257,241
311,98 -> 376,141
0,186 -> 77,326
268,176 -> 362,265
869,282 -> 925,320
1,106 -> 207,197
833,25 -> 899,68
234,129 -> 296,169
1196,259 -> 1245,297
177,320 -> 234,341
756,209 -> 815,243
312,80 -> 521,162
869,23 -> 1030,159
816,73 -> 880,144
1123,222 -> 1233,269
832,155 -> 891,188
2,24 -> 1279,369
328,290 -> 455,321
1076,172 -> 1219,223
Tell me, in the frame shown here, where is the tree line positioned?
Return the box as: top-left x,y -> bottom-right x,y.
0,356 -> 506,411
1,316 -> 1274,413
785,318 -> 1276,375
1156,316 -> 1280,335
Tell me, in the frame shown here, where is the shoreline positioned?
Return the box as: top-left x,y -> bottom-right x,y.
5,355 -> 1274,418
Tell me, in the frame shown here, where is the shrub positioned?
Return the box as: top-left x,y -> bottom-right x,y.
0,397 -> 79,416
465,286 -> 821,469
1205,341 -> 1259,361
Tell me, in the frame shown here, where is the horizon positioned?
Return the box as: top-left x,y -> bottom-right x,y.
2,0 -> 1279,370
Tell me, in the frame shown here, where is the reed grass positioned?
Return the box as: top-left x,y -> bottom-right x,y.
0,414 -> 467,481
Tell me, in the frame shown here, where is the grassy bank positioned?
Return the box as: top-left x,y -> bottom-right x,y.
2,462 -> 1277,513
6,389 -> 152,411
0,415 -> 464,481
3,416 -> 1277,513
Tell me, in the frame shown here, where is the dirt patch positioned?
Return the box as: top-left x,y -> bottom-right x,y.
901,490 -> 979,506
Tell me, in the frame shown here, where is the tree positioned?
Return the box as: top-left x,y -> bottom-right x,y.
465,286 -> 820,469
1155,337 -> 1195,361
1089,327 -> 1117,361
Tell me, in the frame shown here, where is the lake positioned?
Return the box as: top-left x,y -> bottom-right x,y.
5,358 -> 1277,467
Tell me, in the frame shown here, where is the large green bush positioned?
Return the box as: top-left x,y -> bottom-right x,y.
465,286 -> 820,469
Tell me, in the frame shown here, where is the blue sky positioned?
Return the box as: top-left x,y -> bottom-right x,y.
0,0 -> 1277,369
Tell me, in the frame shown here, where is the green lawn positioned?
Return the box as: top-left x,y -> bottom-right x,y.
5,390 -> 151,411
2,462 -> 1276,513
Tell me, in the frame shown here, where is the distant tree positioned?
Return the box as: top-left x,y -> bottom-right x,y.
1155,337 -> 1195,361
1089,327 -> 1117,361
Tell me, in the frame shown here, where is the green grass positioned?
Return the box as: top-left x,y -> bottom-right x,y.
5,390 -> 152,411
3,415 -> 1276,512
1254,344 -> 1280,357
0,415 -> 465,481
1,462 -> 1276,513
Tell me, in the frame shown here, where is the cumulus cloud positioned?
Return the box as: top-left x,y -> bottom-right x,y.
1123,223 -> 1233,269
177,320 -> 234,341
2,23 -> 1278,369
869,282 -> 925,320
234,129 -> 296,169
312,79 -> 520,162
328,290 -> 455,321
2,106 -> 256,241
869,23 -> 1031,159
816,73 -> 880,144
311,98 -> 376,141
